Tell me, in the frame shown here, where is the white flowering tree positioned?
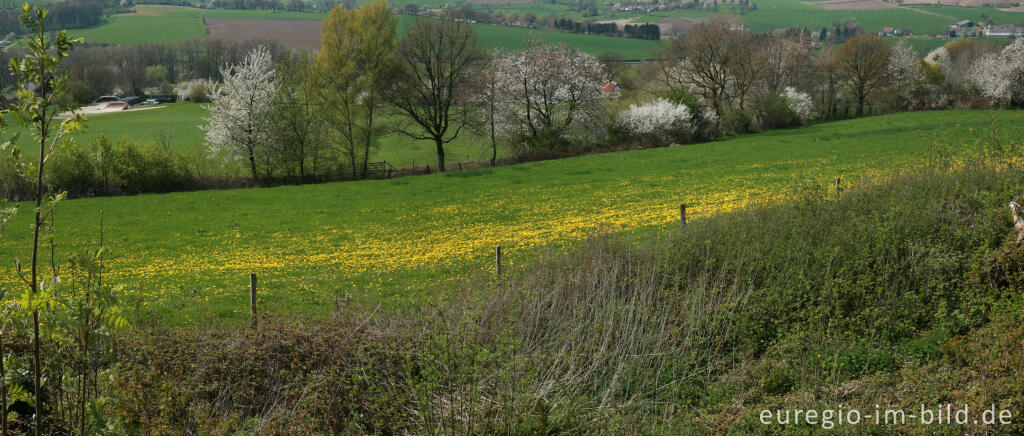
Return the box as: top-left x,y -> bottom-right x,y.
470,49 -> 513,166
492,37 -> 606,150
923,46 -> 951,74
888,39 -> 923,105
616,98 -> 694,146
782,87 -> 815,124
202,45 -> 278,180
970,38 -> 1024,107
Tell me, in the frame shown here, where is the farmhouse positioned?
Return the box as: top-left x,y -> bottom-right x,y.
600,80 -> 621,97
986,24 -> 1024,36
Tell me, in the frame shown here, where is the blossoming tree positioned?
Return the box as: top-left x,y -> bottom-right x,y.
491,38 -> 606,151
970,38 -> 1024,107
202,45 -> 278,181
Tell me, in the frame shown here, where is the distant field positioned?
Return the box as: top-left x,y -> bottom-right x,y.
207,18 -> 322,50
7,103 -> 504,171
744,0 -> 958,34
742,0 -> 1024,34
2,110 -> 1020,325
909,5 -> 1024,24
71,14 -> 207,45
889,36 -> 1009,53
471,22 -> 660,57
68,4 -> 657,58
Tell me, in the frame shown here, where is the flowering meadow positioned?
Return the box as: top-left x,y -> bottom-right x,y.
1,110 -> 1020,325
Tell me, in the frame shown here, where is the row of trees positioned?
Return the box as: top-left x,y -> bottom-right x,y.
657,17 -> 1016,129
547,18 -> 660,40
0,0 -> 115,35
202,1 -> 613,181
445,7 -> 659,43
0,38 -> 292,102
192,11 -> 1024,185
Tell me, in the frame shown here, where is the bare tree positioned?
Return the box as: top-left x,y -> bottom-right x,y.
270,53 -> 327,180
758,36 -> 811,97
835,34 -> 891,117
661,18 -> 753,115
385,15 -> 479,172
471,49 -> 505,167
811,44 -> 841,119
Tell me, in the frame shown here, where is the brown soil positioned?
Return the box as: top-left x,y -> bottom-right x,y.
807,0 -> 900,9
206,18 -> 323,51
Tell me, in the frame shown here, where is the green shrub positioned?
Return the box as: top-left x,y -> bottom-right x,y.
44,135 -> 196,197
753,93 -> 801,130
721,107 -> 752,134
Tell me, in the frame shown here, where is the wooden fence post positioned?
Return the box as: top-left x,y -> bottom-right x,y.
249,273 -> 257,327
495,246 -> 502,277
680,204 -> 687,229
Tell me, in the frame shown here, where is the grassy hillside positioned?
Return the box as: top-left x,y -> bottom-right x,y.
1,110 -> 1021,326
108,151 -> 1024,433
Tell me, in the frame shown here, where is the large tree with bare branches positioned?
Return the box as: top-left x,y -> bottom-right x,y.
385,15 -> 480,172
660,18 -> 758,115
835,34 -> 891,117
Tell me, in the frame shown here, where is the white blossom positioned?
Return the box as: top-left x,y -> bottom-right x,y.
969,38 -> 1024,105
782,87 -> 815,123
201,46 -> 278,178
888,39 -> 923,102
923,46 -> 951,73
617,98 -> 694,138
489,38 -> 607,143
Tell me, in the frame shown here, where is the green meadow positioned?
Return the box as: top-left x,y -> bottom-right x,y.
69,4 -> 658,58
743,0 -> 955,34
2,110 -> 1021,326
6,103 -> 503,170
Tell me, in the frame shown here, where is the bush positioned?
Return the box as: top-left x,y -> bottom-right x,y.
752,94 -> 800,130
0,144 -> 32,201
663,87 -> 710,139
615,97 -> 695,147
44,135 -> 196,197
720,107 -> 752,134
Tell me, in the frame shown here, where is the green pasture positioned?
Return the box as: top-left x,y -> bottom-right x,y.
909,5 -> 1024,26
6,103 -> 503,170
471,22 -> 659,57
2,110 -> 1021,326
71,14 -> 207,45
68,4 -> 656,58
742,0 -> 956,34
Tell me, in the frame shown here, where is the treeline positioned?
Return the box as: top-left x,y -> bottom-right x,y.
0,0 -> 117,35
549,18 -> 660,40
2,10 -> 1021,201
0,38 -> 291,101
208,0 -> 347,11
447,7 -> 660,41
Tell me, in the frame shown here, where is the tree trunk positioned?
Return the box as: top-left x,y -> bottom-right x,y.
247,149 -> 258,181
1,331 -> 6,436
435,138 -> 446,172
31,48 -> 47,436
490,118 -> 497,167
